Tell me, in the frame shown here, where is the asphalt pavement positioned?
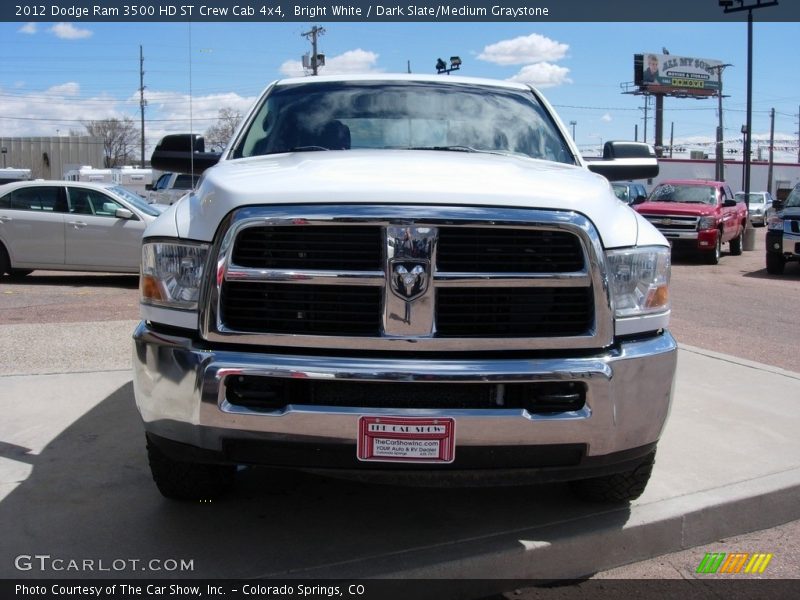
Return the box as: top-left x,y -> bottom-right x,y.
1,318 -> 799,589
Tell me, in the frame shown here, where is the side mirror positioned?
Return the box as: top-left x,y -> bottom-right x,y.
723,199 -> 737,208
151,134 -> 221,175
115,208 -> 135,220
145,183 -> 153,191
632,195 -> 647,205
773,199 -> 784,211
585,141 -> 659,182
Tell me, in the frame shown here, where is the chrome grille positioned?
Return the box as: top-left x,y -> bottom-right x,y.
643,215 -> 698,232
204,206 -> 612,351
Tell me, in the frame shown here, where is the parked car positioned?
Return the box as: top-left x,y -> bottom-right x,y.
765,183 -> 800,274
633,179 -> 748,264
735,191 -> 774,227
146,172 -> 199,205
0,181 -> 165,277
612,182 -> 648,205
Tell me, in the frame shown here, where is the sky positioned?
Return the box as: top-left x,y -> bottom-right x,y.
0,19 -> 798,162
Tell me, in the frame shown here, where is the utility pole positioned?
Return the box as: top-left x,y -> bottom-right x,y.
669,122 -> 674,158
642,95 -> 649,143
710,63 -> 732,181
139,45 -> 146,168
719,0 -> 778,251
302,26 -> 325,76
569,121 -> 577,141
767,107 -> 775,194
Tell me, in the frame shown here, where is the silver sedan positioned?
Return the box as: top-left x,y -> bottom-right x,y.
0,180 -> 166,277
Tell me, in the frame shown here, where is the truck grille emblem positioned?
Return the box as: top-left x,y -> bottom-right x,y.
392,263 -> 428,301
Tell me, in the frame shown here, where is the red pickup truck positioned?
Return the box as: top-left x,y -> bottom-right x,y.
633,179 -> 748,264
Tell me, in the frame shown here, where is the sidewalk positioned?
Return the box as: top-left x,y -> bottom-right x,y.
0,344 -> 798,583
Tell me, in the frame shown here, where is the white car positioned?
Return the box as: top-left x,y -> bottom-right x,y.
735,191 -> 774,227
0,180 -> 165,276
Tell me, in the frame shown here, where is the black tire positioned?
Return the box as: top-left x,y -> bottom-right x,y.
146,437 -> 236,501
569,451 -> 656,503
766,252 -> 785,275
0,244 -> 10,276
703,233 -> 722,265
729,227 -> 744,256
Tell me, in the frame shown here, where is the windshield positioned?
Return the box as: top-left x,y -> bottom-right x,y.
107,185 -> 161,217
735,192 -> 764,204
649,184 -> 717,204
232,80 -> 576,164
785,185 -> 800,208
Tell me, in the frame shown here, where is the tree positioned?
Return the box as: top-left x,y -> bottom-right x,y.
83,117 -> 139,167
205,107 -> 244,152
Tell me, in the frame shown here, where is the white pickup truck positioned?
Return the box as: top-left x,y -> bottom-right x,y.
133,74 -> 676,503
145,171 -> 199,205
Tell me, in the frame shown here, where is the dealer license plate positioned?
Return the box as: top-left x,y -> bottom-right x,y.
357,416 -> 456,464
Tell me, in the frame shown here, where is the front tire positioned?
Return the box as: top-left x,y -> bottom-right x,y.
146,437 -> 236,501
569,451 -> 656,503
703,233 -> 722,265
766,253 -> 785,275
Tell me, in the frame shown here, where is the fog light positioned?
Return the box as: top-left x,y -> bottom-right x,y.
773,243 -> 781,250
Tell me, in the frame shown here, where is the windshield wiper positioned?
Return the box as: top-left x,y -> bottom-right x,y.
408,145 -> 477,153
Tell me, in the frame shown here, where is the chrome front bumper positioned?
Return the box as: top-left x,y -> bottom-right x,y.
132,322 -> 677,467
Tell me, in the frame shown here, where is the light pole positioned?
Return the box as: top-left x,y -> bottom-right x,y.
435,56 -> 462,75
569,120 -> 577,141
710,63 -> 732,181
719,0 -> 779,250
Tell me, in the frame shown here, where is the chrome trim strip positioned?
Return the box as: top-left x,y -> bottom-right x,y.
200,205 -> 612,351
225,267 -> 385,286
434,272 -> 591,287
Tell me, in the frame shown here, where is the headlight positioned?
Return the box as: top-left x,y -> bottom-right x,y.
767,217 -> 785,231
606,246 -> 670,318
140,241 -> 210,310
697,216 -> 716,230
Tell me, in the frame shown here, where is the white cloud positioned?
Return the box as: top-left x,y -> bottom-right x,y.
18,23 -> 37,35
601,113 -> 612,123
507,63 -> 572,88
49,23 -> 93,40
478,33 -> 568,66
47,82 -> 81,96
280,49 -> 380,78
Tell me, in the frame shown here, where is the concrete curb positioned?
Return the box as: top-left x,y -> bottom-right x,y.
278,469 -> 800,581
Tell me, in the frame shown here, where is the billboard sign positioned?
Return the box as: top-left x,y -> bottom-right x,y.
635,53 -> 723,96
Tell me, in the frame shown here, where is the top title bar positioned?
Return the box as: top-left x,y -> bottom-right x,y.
3,1 -> 797,22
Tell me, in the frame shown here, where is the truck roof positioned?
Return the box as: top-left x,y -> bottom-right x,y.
272,72 -> 534,92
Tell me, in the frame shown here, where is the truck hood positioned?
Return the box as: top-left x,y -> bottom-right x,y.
634,201 -> 717,217
149,150 -> 656,248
